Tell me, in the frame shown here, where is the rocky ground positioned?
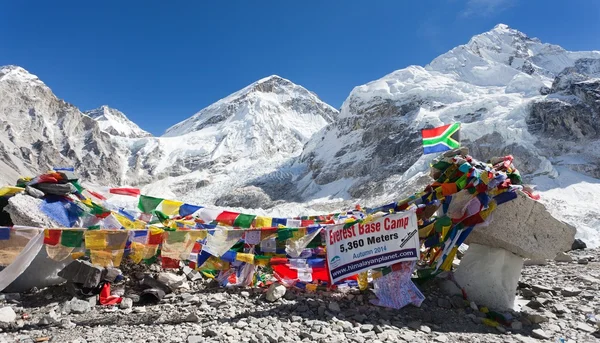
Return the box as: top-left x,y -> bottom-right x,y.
0,248 -> 598,343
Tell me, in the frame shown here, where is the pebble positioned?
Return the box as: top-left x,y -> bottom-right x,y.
437,298 -> 452,309
578,258 -> 589,265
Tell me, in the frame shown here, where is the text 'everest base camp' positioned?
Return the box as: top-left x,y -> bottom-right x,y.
0,23 -> 599,343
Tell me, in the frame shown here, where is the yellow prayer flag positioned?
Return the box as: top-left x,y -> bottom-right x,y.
0,186 -> 25,197
306,284 -> 318,292
255,257 -> 270,267
254,216 -> 272,228
188,230 -> 208,241
440,246 -> 458,271
292,228 -> 306,240
161,199 -> 184,216
418,222 -> 435,238
90,249 -> 124,268
236,253 -> 255,264
84,230 -> 108,250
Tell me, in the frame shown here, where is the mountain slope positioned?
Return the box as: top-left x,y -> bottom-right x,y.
0,66 -> 127,185
85,105 -> 151,138
293,24 -> 600,246
135,75 -> 339,205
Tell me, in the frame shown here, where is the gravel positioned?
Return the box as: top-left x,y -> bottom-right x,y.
0,248 -> 598,343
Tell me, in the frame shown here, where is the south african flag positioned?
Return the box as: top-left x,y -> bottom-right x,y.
421,123 -> 461,155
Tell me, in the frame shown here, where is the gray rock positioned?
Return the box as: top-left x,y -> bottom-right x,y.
527,314 -> 548,324
576,322 -> 596,333
434,335 -> 449,342
64,299 -> 91,314
0,307 -> 17,323
185,313 -> 200,323
511,321 -> 523,331
284,290 -> 297,301
37,316 -> 55,326
265,284 -> 286,302
450,296 -> 466,309
464,191 -> 576,259
531,329 -> 550,339
440,280 -> 462,296
360,324 -> 374,332
554,252 -> 573,262
561,287 -> 582,297
419,325 -> 432,334
521,289 -> 536,299
60,318 -> 76,329
236,320 -> 248,329
578,258 -> 589,265
204,328 -> 218,337
571,238 -> 587,250
328,302 -> 341,313
552,303 -> 568,314
532,284 -> 554,294
525,300 -> 544,310
437,298 -> 452,309
188,335 -> 204,343
158,272 -> 186,289
407,321 -> 421,331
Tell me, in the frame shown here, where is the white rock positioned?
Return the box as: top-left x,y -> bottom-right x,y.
464,191 -> 576,260
265,284 -> 287,302
158,272 -> 186,289
455,243 -> 524,310
119,298 -> 133,310
0,307 -> 17,323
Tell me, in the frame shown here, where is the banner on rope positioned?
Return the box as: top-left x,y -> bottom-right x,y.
326,212 -> 419,284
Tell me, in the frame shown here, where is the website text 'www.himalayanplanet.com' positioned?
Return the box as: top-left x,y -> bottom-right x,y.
330,249 -> 417,279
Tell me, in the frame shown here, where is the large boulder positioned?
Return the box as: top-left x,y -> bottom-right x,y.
465,191 -> 575,260
454,244 -> 523,311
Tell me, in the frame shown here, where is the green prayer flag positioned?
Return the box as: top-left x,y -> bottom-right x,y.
456,173 -> 468,189
152,210 -> 170,223
434,216 -> 452,233
60,230 -> 84,248
138,195 -> 164,213
277,228 -> 296,241
166,231 -> 187,243
71,181 -> 84,193
233,213 -> 256,228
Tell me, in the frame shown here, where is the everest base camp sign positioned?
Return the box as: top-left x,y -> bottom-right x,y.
326,212 -> 419,284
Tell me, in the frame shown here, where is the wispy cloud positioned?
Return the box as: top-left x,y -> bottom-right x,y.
460,0 -> 516,18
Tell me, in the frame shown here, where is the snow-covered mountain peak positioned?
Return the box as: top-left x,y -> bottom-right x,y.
0,65 -> 45,86
84,105 -> 151,138
163,76 -> 338,137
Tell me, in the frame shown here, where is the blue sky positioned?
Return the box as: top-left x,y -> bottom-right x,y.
1,0 -> 599,135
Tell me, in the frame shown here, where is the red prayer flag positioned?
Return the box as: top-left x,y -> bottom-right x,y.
44,229 -> 62,246
109,188 -> 141,197
215,211 -> 240,226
